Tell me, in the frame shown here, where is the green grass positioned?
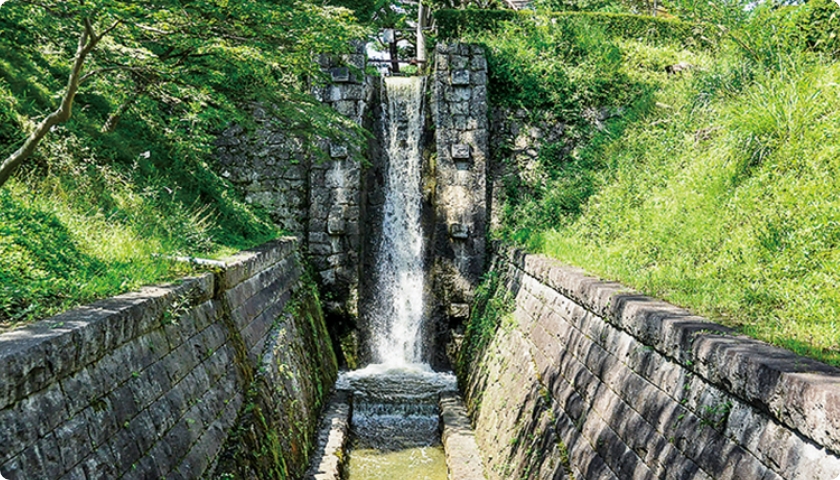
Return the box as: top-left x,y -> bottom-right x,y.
0,28 -> 278,329
484,9 -> 840,366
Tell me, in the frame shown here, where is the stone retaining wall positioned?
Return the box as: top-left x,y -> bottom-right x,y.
0,238 -> 336,479
462,245 -> 840,480
431,43 -> 489,359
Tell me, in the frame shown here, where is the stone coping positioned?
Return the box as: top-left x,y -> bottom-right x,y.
305,390 -> 351,480
440,392 -> 486,480
0,237 -> 297,412
496,244 -> 840,457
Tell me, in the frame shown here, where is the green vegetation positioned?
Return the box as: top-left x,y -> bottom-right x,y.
0,1 -> 366,328
457,269 -> 515,380
469,4 -> 840,365
435,9 -> 711,45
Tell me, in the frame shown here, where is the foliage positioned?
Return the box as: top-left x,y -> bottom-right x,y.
468,16 -> 647,114
489,6 -> 840,365
0,0 -> 367,326
434,9 -> 713,47
328,0 -> 381,23
456,269 -> 515,381
796,0 -> 840,56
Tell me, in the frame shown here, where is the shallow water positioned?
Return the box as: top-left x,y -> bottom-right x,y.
346,446 -> 448,480
339,364 -> 455,478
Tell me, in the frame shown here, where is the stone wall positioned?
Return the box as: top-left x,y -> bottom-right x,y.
487,108 -> 566,231
214,43 -> 372,320
309,43 -> 373,318
431,43 -> 489,330
462,245 -> 840,480
0,239 -> 336,480
215,117 -> 309,235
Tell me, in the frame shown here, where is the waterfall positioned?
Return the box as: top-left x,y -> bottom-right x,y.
371,76 -> 426,366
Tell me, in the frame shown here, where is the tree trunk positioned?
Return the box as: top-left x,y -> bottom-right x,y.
0,18 -> 113,188
102,87 -> 144,133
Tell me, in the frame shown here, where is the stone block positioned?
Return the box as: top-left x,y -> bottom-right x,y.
332,100 -> 357,118
343,53 -> 366,70
328,85 -> 343,102
436,54 -> 449,71
450,102 -> 469,115
448,303 -> 470,319
329,143 -> 348,159
471,70 -> 487,85
452,87 -> 473,102
471,55 -> 487,71
451,144 -> 471,160
342,84 -> 367,101
451,70 -> 470,85
328,218 -> 346,235
329,67 -> 350,83
449,223 -> 469,240
55,413 -> 94,470
453,115 -> 469,131
450,55 -> 468,70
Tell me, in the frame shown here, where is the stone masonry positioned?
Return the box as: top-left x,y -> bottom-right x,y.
432,43 -> 488,324
0,239 -> 337,479
309,42 -> 373,318
215,116 -> 309,235
463,245 -> 840,480
214,43 -> 372,320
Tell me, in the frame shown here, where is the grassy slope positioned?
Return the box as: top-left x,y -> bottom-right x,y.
539,58 -> 840,365
478,13 -> 840,365
0,39 -> 277,330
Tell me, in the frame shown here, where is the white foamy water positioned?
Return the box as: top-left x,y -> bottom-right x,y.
370,76 -> 427,366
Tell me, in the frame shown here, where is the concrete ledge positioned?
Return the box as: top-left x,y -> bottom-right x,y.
496,244 -> 840,458
440,392 -> 486,480
305,391 -> 351,480
221,236 -> 297,289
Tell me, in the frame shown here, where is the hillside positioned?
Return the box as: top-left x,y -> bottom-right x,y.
0,1 -> 365,329
448,1 -> 840,365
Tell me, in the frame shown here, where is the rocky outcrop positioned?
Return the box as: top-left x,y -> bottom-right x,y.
461,245 -> 840,480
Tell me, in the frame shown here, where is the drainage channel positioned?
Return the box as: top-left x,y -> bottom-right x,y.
306,364 -> 485,480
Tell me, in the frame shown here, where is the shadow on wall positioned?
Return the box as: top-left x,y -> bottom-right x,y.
461,245 -> 840,480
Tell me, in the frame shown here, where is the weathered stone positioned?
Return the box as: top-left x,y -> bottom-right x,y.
329,143 -> 348,159
465,246 -> 840,480
451,70 -> 470,85
440,392 -> 485,480
451,143 -> 471,159
449,223 -> 469,239
329,66 -> 350,83
450,55 -> 468,70
0,239 -> 336,480
451,101 -> 470,115
448,303 -> 470,319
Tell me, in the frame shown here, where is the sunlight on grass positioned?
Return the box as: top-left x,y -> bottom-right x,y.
532,61 -> 840,366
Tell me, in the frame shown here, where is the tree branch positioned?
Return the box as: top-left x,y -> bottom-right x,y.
0,18 -> 114,187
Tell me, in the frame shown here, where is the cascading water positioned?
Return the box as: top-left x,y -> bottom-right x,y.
339,76 -> 454,479
370,76 -> 427,366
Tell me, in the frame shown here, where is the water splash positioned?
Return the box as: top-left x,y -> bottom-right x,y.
371,76 -> 427,366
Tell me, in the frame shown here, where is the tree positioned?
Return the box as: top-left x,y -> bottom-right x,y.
0,0 -> 369,188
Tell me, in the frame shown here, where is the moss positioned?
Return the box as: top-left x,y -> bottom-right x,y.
213,259 -> 337,479
456,266 -> 515,384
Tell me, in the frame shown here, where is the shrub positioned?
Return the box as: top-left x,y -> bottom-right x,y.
434,9 -> 713,47
796,0 -> 840,56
